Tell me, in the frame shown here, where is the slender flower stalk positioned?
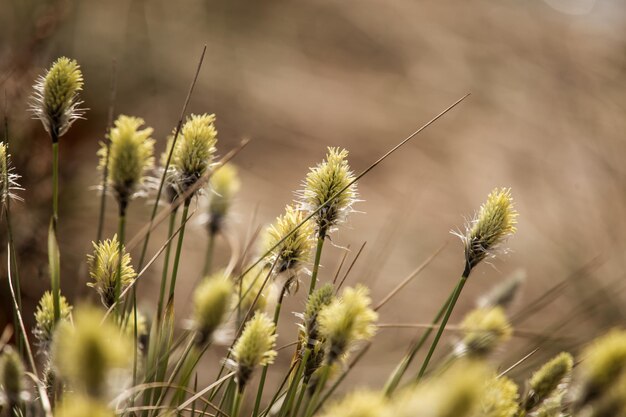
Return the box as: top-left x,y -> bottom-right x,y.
417,188 -> 517,380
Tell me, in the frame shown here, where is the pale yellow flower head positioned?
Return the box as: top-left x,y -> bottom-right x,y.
31,57 -> 85,139
99,115 -> 155,208
456,306 -> 512,357
55,394 -> 115,417
192,271 -> 233,345
207,163 -> 241,233
52,305 -> 132,398
525,352 -> 573,412
300,147 -> 357,237
34,290 -> 72,350
87,235 -> 137,309
388,361 -> 488,417
481,375 -> 519,417
0,143 -> 21,206
170,113 -> 218,193
318,391 -> 386,417
263,205 -> 315,274
456,188 -> 518,274
577,329 -> 626,407
318,285 -> 377,364
232,311 -> 277,389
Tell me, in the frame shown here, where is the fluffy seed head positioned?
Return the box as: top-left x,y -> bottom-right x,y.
478,269 -> 525,308
52,305 -> 132,398
232,312 -> 277,389
577,329 -> 626,406
192,271 -> 233,345
300,147 -> 357,237
34,290 -> 72,350
238,265 -> 270,318
456,306 -> 512,357
170,113 -> 218,193
30,57 -> 85,139
87,235 -> 137,308
456,188 -> 518,274
388,361 -> 488,417
0,347 -> 25,404
318,285 -> 377,364
55,394 -> 115,417
480,375 -> 519,417
263,205 -> 315,273
99,115 -> 155,207
303,283 -> 335,344
207,163 -> 241,234
0,143 -> 22,206
526,352 -> 573,411
318,391 -> 386,417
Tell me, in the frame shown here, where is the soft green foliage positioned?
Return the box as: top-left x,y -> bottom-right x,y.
262,204 -> 315,273
87,235 -> 137,308
192,271 -> 233,345
526,352 -> 573,411
52,305 -> 132,398
34,290 -> 72,348
458,187 -> 518,272
232,311 -> 277,388
31,57 -> 84,138
100,115 -> 155,205
318,391 -> 386,417
170,113 -> 218,192
207,163 -> 240,232
318,285 -> 377,363
300,147 -> 357,236
578,329 -> 626,406
480,376 -> 519,417
457,306 -> 512,357
55,394 -> 115,417
0,347 -> 25,404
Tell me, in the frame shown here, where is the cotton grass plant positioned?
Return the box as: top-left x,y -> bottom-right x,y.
1,54 -> 625,417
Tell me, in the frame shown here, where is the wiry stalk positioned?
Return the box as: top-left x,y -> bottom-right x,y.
168,198 -> 191,304
307,235 -> 325,296
157,208 -> 178,320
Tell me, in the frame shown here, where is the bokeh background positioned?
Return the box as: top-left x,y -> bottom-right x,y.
1,0 -> 626,395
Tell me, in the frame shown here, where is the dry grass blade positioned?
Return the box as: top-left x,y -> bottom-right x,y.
497,348 -> 539,378
336,241 -> 367,292
176,371 -> 236,412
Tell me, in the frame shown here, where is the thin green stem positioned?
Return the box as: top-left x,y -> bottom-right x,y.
282,349 -> 310,417
308,235 -> 325,296
232,388 -> 244,417
416,272 -> 469,380
202,230 -> 216,277
157,208 -> 178,320
302,364 -> 330,417
383,290 -> 454,395
115,211 -> 127,318
168,199 -> 191,304
51,141 -> 59,227
4,200 -> 23,353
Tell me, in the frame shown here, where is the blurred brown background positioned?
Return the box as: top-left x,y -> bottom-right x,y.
1,0 -> 626,393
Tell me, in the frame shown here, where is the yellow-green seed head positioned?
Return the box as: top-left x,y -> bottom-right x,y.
457,188 -> 518,274
303,283 -> 335,344
238,265 -> 270,318
478,269 -> 525,309
192,271 -> 233,345
87,235 -> 137,308
318,285 -> 377,364
31,57 -> 85,138
55,394 -> 115,417
534,393 -> 565,417
0,347 -> 25,404
99,115 -> 155,207
388,361 -> 488,417
34,290 -> 72,349
456,306 -> 512,357
170,113 -> 218,193
578,329 -> 626,406
232,311 -> 277,389
207,163 -> 241,234
300,147 -> 357,237
263,205 -> 315,273
481,375 -> 519,417
587,372 -> 626,417
318,391 -> 386,417
526,352 -> 573,411
52,305 -> 132,398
